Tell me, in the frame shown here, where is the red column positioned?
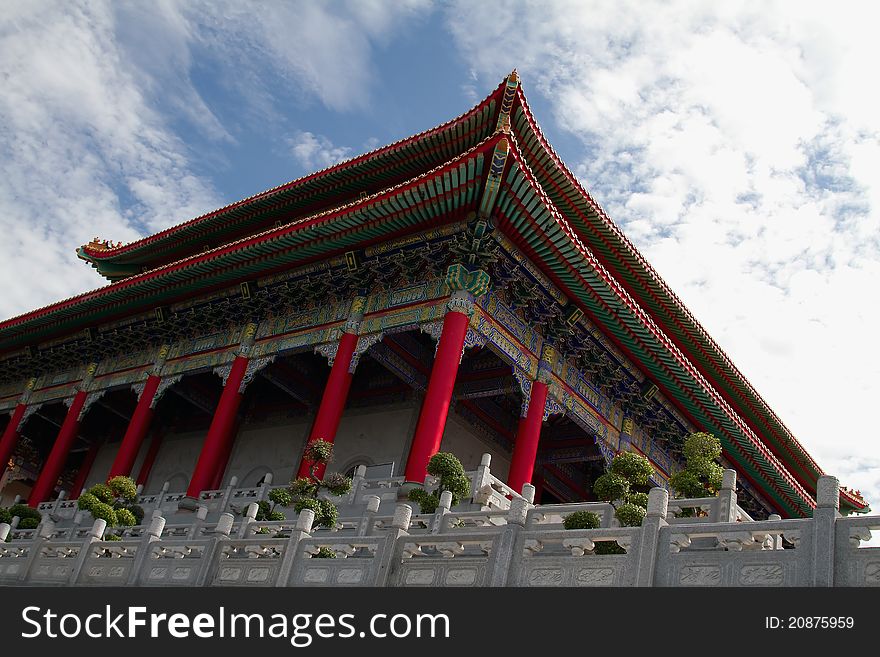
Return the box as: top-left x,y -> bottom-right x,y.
107,374 -> 161,479
136,428 -> 165,488
507,380 -> 549,496
297,331 -> 359,479
0,403 -> 27,480
211,416 -> 242,490
404,309 -> 470,483
185,356 -> 249,498
70,440 -> 102,498
28,390 -> 88,506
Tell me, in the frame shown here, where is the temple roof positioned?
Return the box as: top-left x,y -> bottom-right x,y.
0,72 -> 867,516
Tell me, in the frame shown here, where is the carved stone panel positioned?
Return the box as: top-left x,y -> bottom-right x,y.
678,565 -> 722,586
738,564 -> 784,586
574,567 -> 615,587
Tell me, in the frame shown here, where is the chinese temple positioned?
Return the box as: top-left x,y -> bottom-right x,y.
0,71 -> 868,522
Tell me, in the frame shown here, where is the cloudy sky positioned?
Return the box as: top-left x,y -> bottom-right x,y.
1,1 -> 878,512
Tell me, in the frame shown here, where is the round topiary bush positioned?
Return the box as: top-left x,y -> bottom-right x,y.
563,510 -> 601,530
610,451 -> 654,486
670,432 -> 725,517
615,502 -> 647,527
593,472 -> 630,502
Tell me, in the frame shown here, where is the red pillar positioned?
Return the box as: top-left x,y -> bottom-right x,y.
507,380 -> 549,496
211,416 -> 242,490
185,356 -> 249,498
297,331 -> 359,479
404,309 -> 470,483
107,374 -> 161,479
28,390 -> 88,506
136,428 -> 165,488
70,440 -> 102,498
0,403 -> 27,480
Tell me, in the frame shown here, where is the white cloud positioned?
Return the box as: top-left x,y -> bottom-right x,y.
0,1 -> 430,321
446,0 -> 880,511
287,131 -> 353,172
0,1 -> 221,317
184,0 -> 433,113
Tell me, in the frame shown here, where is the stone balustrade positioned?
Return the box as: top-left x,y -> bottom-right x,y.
1,470 -> 878,587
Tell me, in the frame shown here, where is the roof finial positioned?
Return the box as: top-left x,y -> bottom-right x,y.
509,69 -> 519,84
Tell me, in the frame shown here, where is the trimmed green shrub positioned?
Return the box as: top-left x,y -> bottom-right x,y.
562,510 -> 600,530
288,440 -> 351,530
670,432 -> 724,517
79,476 -> 142,528
615,502 -> 647,527
407,452 -> 470,514
564,450 -> 654,554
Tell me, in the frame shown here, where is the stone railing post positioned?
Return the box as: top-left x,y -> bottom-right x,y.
471,453 -> 493,498
810,475 -> 839,586
129,513 -> 166,585
215,512 -> 235,538
766,514 -> 783,550
51,490 -> 68,518
257,473 -> 274,503
198,513 -> 236,587
37,516 -> 57,540
238,502 -> 259,538
634,487 -> 668,587
349,465 -> 367,504
276,509 -> 315,586
431,490 -> 453,534
521,483 -> 536,504
357,495 -> 381,537
0,522 -> 10,542
488,496 -> 530,587
188,505 -> 209,539
713,469 -> 737,523
219,476 -> 239,513
375,503 -> 412,586
66,518 -> 107,585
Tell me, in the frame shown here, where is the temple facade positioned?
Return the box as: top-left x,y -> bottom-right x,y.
0,72 -> 870,543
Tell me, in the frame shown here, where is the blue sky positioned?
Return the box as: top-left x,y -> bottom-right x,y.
1,1 -> 879,513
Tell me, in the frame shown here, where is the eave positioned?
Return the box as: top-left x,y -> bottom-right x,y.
78,81 -> 507,281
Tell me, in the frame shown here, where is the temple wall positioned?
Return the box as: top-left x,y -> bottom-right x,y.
72,401 -> 511,496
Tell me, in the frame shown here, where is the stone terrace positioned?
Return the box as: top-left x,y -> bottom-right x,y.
1,456 -> 877,587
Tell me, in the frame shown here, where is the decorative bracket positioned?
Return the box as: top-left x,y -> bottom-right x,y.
77,391 -> 105,422
132,375 -> 182,408
420,321 -> 484,364
349,333 -> 384,373
513,368 -> 532,418
17,404 -> 41,432
314,341 -> 340,367
239,356 -> 275,393
446,265 -> 489,300
543,395 -> 564,422
213,362 -> 235,387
